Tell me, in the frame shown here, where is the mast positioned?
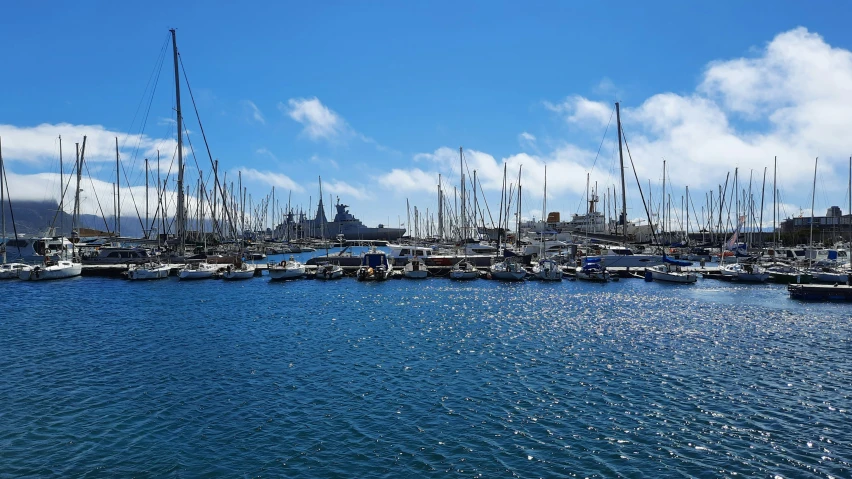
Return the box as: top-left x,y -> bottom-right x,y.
809,158 -> 818,266
615,102 -> 627,245
171,28 -> 186,254
73,139 -> 86,236
459,147 -> 465,241
213,159 -> 218,240
145,157 -> 149,239
1,137 -> 5,264
848,156 -> 851,252
759,167 -> 766,250
541,164 -> 547,258
59,136 -> 63,235
662,159 -> 666,241
437,174 -> 443,240
773,156 -> 777,245
115,137 -> 120,237
516,165 -> 522,250
473,170 -> 478,240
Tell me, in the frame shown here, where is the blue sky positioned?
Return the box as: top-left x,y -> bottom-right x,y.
3,1 -> 852,232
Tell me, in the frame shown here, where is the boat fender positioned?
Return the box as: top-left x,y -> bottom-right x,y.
644,270 -> 653,282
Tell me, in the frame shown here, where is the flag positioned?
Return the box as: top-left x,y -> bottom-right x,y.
725,216 -> 746,251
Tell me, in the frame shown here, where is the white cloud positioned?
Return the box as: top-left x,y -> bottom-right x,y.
544,95 -> 613,127
378,168 -> 438,194
324,180 -> 369,200
539,27 -> 852,219
281,97 -> 346,141
518,132 -> 537,150
242,100 -> 266,125
237,167 -> 304,192
0,123 -> 176,167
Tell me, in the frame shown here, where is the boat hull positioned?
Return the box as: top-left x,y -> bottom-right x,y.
0,263 -> 28,279
18,262 -> 82,281
646,268 -> 697,283
128,265 -> 171,280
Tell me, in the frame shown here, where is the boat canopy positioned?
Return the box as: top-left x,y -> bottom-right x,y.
662,254 -> 692,266
361,253 -> 388,268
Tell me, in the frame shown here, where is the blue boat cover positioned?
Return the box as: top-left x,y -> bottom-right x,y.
582,257 -> 602,265
662,253 -> 692,266
362,253 -> 387,268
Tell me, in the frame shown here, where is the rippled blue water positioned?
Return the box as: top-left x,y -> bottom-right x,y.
1,258 -> 850,477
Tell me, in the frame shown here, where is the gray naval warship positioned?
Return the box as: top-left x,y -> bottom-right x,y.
304,197 -> 405,241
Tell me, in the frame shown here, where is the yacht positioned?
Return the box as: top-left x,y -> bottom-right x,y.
490,257 -> 526,281
449,260 -> 479,280
587,246 -> 664,269
356,248 -> 392,281
127,263 -> 171,280
178,262 -> 217,280
18,259 -> 82,281
532,257 -> 563,281
268,256 -> 306,280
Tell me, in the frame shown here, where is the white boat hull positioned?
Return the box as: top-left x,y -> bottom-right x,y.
647,268 -> 697,284
491,270 -> 526,281
0,263 -> 28,279
315,267 -> 344,280
720,264 -> 769,282
223,266 -> 256,280
128,265 -> 171,280
532,260 -> 563,281
18,261 -> 82,281
449,270 -> 478,280
575,268 -> 610,282
179,263 -> 216,280
269,268 -> 305,280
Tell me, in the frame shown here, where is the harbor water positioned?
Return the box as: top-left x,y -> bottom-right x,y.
1,258 -> 850,477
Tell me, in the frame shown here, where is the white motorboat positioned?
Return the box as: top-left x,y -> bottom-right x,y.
356,248 -> 392,281
532,258 -> 563,281
449,260 -> 479,280
268,256 -> 306,280
403,256 -> 428,279
645,263 -> 697,283
18,259 -> 82,281
0,262 -> 28,279
807,266 -> 849,283
575,257 -> 610,282
178,262 -> 216,280
719,263 -> 769,282
490,258 -> 526,281
590,246 -> 664,269
222,263 -> 256,280
315,262 -> 344,280
127,263 -> 171,280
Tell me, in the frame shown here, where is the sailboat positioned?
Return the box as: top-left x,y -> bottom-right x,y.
532,165 -> 563,281
403,255 -> 428,279
314,178 -> 343,280
127,262 -> 171,280
575,256 -> 610,281
0,137 -> 28,279
269,255 -> 306,280
490,164 -> 527,281
356,247 -> 392,281
448,147 -> 479,280
18,136 -> 84,281
221,260 -> 256,280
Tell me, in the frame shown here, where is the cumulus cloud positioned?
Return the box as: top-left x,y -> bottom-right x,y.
324,180 -> 369,200
0,123 -> 176,167
237,167 -> 304,192
281,97 -> 346,141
